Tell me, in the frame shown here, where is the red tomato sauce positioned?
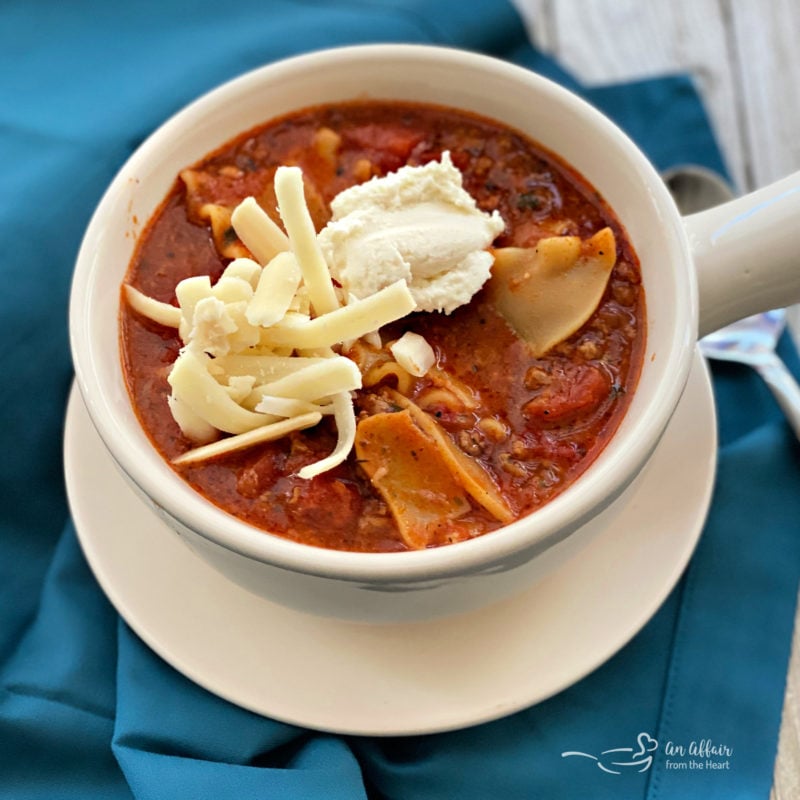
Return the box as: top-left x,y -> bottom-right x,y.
121,101 -> 645,552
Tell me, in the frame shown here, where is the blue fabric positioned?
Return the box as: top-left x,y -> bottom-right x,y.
1,1 -> 798,798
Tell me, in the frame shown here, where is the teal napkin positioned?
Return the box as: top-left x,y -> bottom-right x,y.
1,1 -> 798,798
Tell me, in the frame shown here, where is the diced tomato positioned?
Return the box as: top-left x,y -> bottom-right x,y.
523,364 -> 611,424
344,124 -> 424,172
285,477 -> 362,534
236,450 -> 286,499
447,149 -> 471,172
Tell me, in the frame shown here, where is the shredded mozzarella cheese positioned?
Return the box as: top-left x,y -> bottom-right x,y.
246,251 -> 302,327
124,168 -> 419,477
126,157 -> 500,479
297,392 -> 356,479
173,412 -> 322,466
390,331 -> 436,377
230,196 -> 289,264
124,285 -> 181,328
274,166 -> 340,316
258,280 -> 416,350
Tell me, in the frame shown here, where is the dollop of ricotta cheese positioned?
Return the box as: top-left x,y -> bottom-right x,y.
318,152 -> 505,314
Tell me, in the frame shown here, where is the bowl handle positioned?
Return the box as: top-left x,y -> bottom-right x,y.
683,170 -> 800,337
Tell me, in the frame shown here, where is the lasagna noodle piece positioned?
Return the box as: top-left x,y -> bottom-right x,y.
427,366 -> 478,410
489,227 -> 617,357
312,126 -> 342,168
416,386 -> 466,414
198,203 -> 249,259
386,390 -> 514,524
355,408 -> 472,549
179,168 -> 204,198
362,360 -> 414,395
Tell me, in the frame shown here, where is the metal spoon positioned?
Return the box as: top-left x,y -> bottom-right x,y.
663,165 -> 800,439
699,309 -> 800,438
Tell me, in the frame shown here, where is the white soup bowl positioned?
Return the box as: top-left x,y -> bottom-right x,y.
70,44 -> 800,623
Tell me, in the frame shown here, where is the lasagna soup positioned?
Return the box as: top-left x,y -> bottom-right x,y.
121,101 -> 645,553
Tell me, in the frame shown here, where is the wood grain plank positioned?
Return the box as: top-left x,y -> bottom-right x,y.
726,0 -> 800,188
513,0 -> 749,188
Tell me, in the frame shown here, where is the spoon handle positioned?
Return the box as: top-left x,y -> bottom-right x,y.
754,353 -> 800,441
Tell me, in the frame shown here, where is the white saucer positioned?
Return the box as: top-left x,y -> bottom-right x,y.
64,351 -> 716,736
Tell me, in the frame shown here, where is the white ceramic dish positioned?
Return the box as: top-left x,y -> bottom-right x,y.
65,351 -> 715,735
69,44 -> 800,623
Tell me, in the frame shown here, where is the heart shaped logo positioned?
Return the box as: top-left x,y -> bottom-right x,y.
636,732 -> 659,755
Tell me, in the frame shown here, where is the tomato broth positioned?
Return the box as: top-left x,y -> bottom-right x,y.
121,101 -> 645,552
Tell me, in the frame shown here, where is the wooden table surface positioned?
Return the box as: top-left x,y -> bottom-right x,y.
512,2 -> 800,797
